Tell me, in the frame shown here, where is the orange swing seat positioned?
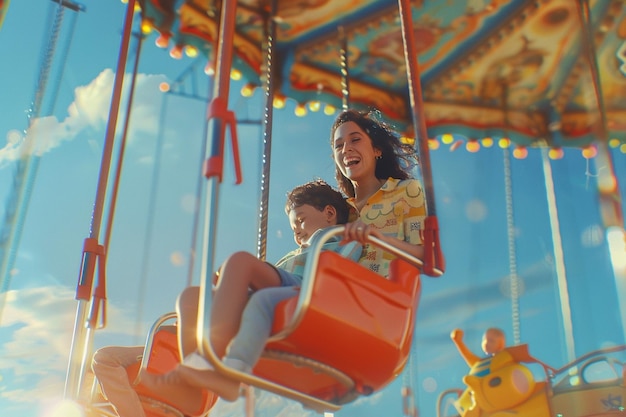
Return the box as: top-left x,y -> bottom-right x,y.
250,245 -> 422,408
89,318 -> 218,417
123,325 -> 218,417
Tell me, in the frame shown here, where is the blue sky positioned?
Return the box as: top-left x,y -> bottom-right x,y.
0,1 -> 625,417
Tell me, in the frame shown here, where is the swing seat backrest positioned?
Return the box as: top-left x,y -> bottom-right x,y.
252,250 -> 421,404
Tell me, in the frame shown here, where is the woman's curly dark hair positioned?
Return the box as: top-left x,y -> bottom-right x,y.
330,109 -> 418,197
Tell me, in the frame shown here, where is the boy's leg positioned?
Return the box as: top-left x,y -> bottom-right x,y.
177,286 -> 200,359
226,286 -> 299,369
92,346 -> 146,417
142,286 -> 299,402
210,251 -> 281,357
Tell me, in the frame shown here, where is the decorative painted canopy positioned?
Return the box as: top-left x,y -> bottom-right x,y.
138,0 -> 626,149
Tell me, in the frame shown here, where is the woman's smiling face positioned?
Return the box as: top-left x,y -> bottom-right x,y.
333,121 -> 380,182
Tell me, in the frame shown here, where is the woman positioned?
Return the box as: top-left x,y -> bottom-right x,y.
138,109 -> 427,409
332,109 -> 425,269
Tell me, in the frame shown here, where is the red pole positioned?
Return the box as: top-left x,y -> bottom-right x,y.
398,0 -> 445,276
64,0 -> 136,399
397,0 -> 435,214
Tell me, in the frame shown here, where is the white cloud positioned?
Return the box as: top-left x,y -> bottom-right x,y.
0,70 -> 168,166
0,287 -> 76,369
0,285 -> 141,412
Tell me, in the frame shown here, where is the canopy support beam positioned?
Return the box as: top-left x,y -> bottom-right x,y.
398,0 -> 444,277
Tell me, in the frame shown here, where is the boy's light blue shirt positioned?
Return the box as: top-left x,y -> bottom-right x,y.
274,228 -> 362,278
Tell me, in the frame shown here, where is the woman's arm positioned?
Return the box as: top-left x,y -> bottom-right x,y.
342,220 -> 424,260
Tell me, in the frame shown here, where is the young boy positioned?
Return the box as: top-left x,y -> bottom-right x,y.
450,327 -> 506,416
92,179 -> 361,417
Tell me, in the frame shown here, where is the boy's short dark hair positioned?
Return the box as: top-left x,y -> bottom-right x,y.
285,179 -> 351,224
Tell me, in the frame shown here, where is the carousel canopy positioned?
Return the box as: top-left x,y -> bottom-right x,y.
137,0 -> 626,149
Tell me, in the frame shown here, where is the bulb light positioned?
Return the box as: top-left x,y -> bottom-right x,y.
549,147 -> 564,160
185,45 -> 198,58
308,101 -> 321,112
295,104 -> 307,117
466,140 -> 480,153
512,146 -> 528,159
230,69 -> 242,80
240,83 -> 255,97
155,34 -> 170,48
273,95 -> 286,109
140,21 -> 152,34
498,137 -> 511,148
582,145 -> 597,159
169,45 -> 183,59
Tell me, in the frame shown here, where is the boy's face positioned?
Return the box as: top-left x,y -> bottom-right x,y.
288,204 -> 335,247
481,330 -> 505,355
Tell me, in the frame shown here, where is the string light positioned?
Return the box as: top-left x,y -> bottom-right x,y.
169,45 -> 183,59
295,103 -> 307,117
230,68 -> 242,80
184,45 -> 198,58
441,133 -> 454,144
140,21 -> 152,35
273,95 -> 286,109
240,83 -> 255,97
498,137 -> 511,148
428,139 -> 440,150
308,101 -> 321,112
609,138 -> 620,148
324,104 -> 336,115
159,82 -> 170,92
155,34 -> 170,48
466,139 -> 480,153
548,147 -> 564,160
582,144 -> 597,159
512,146 -> 528,159
481,137 -> 494,147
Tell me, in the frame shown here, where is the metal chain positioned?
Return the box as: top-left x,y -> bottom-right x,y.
0,1 -> 66,311
503,147 -> 521,345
